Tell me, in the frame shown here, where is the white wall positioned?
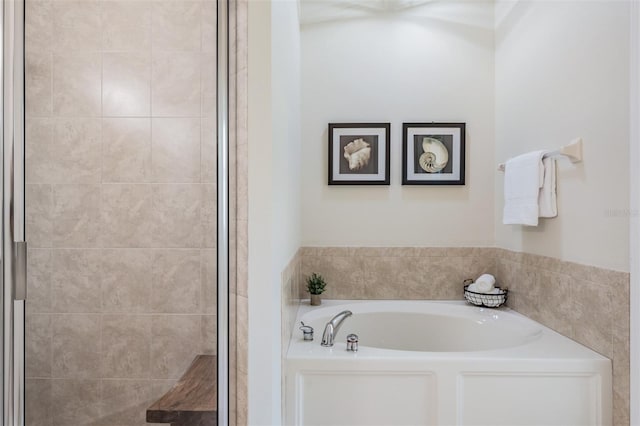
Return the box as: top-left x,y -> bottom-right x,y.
300,2 -> 495,247
494,0 -> 630,272
248,0 -> 301,423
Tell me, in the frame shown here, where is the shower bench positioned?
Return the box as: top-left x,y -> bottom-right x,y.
146,355 -> 217,426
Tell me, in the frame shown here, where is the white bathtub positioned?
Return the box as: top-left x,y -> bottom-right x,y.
285,300 -> 612,426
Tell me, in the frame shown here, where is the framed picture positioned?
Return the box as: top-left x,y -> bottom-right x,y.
328,123 -> 391,185
402,122 -> 466,185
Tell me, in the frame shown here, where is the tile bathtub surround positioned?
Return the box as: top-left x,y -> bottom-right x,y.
300,247 -> 497,300
299,246 -> 630,426
25,0 -> 218,425
495,249 -> 630,426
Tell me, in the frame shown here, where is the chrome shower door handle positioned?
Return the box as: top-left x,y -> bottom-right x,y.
14,242 -> 26,301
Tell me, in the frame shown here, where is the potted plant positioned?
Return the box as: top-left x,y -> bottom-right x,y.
306,273 -> 326,306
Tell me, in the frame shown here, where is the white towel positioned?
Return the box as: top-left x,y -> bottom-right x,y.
538,157 -> 557,218
475,274 -> 495,293
503,150 -> 549,226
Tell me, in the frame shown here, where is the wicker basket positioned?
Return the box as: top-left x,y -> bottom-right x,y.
463,284 -> 508,308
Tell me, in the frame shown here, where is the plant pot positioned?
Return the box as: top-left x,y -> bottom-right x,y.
310,294 -> 322,306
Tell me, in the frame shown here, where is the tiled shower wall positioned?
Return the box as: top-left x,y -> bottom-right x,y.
297,246 -> 630,425
25,0 -> 217,424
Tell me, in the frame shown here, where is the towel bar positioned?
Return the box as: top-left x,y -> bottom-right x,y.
498,138 -> 583,172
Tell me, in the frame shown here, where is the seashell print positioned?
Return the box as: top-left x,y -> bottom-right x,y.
419,137 -> 448,173
343,138 -> 371,171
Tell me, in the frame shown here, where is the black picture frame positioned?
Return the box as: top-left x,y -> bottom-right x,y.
402,122 -> 466,185
328,123 -> 391,185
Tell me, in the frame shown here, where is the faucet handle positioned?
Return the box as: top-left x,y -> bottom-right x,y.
299,322 -> 314,341
346,333 -> 358,352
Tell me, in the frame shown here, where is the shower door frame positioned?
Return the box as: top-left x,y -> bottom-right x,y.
217,0 -> 230,425
0,0 -> 233,424
630,1 -> 640,424
1,0 -> 27,422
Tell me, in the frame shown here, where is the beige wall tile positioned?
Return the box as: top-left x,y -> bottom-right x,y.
236,219 -> 248,298
26,314 -> 52,378
302,255 -> 364,299
26,54 -> 52,116
102,118 -> 152,183
98,379 -> 155,425
53,1 -> 102,52
150,315 -> 200,379
49,118 -> 101,183
202,184 -> 216,248
201,54 -> 216,117
103,52 -> 151,117
52,314 -> 101,378
51,184 -> 101,247
535,270 -> 574,337
101,1 -> 151,51
201,118 -> 216,183
151,184 -> 202,247
353,247 -> 416,257
201,314 -> 217,355
236,296 -> 248,374
26,0 -> 53,53
101,184 -> 154,247
27,379 -> 52,426
101,249 -> 153,313
101,315 -> 151,378
201,249 -> 217,314
361,256 -> 421,299
236,143 -> 248,221
53,53 -> 101,116
151,118 -> 201,183
152,2 -> 201,51
426,257 -> 468,299
201,2 -> 216,53
496,258 -> 539,316
26,118 -> 53,184
152,249 -> 200,313
613,329 -> 630,426
27,249 -> 52,314
51,379 -> 100,426
571,280 -> 614,358
26,184 -> 53,248
151,52 -> 200,116
51,249 -> 102,312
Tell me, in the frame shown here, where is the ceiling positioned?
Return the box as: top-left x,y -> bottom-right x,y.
298,0 -> 494,29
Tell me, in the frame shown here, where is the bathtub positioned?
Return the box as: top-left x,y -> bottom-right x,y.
285,300 -> 612,426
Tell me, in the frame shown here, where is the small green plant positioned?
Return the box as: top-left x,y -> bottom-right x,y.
306,273 -> 327,295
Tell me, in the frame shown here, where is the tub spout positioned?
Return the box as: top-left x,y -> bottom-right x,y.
321,310 -> 353,347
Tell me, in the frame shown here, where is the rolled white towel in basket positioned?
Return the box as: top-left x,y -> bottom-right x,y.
475,274 -> 496,293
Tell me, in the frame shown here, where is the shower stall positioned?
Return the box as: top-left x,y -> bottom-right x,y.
0,0 -> 235,423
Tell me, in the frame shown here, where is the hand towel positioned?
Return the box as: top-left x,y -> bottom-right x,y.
538,157 -> 557,218
467,283 -> 480,292
503,150 -> 549,226
475,274 -> 495,293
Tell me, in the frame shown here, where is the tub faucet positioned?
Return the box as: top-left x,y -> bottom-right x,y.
321,310 -> 353,347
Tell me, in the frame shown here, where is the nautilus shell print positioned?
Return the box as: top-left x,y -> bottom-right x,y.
343,138 -> 371,171
419,137 -> 449,173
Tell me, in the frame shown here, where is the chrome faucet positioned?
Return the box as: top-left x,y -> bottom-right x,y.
321,310 -> 353,347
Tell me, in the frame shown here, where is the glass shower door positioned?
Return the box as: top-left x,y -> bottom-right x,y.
18,0 -> 224,423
